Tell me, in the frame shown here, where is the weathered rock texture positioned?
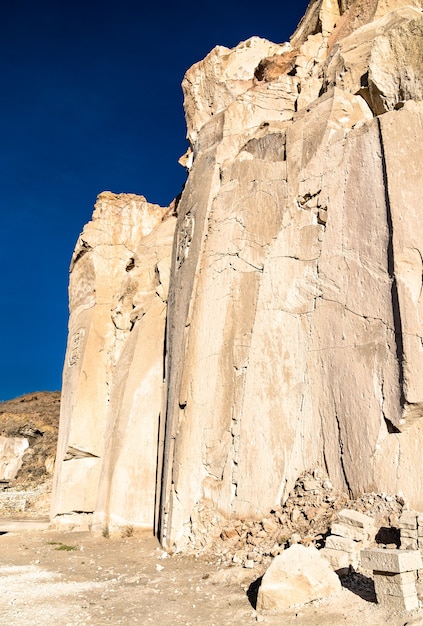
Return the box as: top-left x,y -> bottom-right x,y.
52,0 -> 423,551
0,436 -> 28,481
51,192 -> 175,530
257,544 -> 341,610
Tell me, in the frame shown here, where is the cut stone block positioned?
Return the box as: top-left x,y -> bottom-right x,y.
399,511 -> 418,530
401,537 -> 418,550
337,509 -> 375,531
360,549 -> 423,573
401,529 -> 418,539
319,547 -> 351,573
374,576 -> 417,598
302,480 -> 320,491
0,436 -> 29,480
326,535 -> 362,552
376,592 -> 419,612
331,522 -> 368,542
374,570 -> 416,584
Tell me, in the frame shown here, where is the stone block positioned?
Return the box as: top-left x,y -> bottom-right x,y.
337,509 -> 374,531
401,528 -> 418,539
374,576 -> 417,598
417,514 -> 423,530
360,549 -> 423,573
319,547 -> 351,572
326,535 -> 362,552
331,522 -> 368,542
401,537 -> 418,550
376,592 -> 419,612
399,511 -> 418,530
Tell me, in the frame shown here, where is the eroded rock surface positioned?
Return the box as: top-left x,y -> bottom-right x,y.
51,192 -> 175,530
52,0 -> 423,554
158,0 -> 423,550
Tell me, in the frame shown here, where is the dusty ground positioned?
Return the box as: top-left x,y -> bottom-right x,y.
1,395 -> 422,625
1,526 -> 423,626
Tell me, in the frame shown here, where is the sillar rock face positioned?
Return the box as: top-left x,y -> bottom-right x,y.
52,0 -> 423,551
51,192 -> 175,529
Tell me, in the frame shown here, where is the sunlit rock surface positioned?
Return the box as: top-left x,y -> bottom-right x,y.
51,192 -> 175,529
52,0 -> 423,549
0,436 -> 28,481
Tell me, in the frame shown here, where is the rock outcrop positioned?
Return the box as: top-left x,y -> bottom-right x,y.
52,0 -> 423,552
51,192 -> 175,529
0,436 -> 28,481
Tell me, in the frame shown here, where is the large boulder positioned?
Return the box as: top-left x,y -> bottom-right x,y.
257,544 -> 341,611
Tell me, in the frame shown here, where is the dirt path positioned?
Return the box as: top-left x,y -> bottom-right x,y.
0,526 -> 422,626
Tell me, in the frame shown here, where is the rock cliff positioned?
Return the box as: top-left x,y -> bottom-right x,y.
52,0 -> 423,551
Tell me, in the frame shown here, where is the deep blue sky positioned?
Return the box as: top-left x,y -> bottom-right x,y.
0,0 -> 309,400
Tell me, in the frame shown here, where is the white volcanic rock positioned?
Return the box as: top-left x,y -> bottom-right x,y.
52,0 -> 423,550
51,192 -> 175,527
0,436 -> 28,481
158,1 -> 423,551
182,36 -> 291,145
256,544 -> 341,611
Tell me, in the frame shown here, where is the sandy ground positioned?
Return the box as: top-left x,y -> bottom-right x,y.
1,526 -> 423,626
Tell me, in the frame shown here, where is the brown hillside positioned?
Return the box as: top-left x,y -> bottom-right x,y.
0,391 -> 60,489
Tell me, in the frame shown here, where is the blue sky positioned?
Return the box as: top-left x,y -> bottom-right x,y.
0,0 -> 308,400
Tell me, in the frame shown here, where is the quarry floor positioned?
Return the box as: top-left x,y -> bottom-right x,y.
0,526 -> 422,626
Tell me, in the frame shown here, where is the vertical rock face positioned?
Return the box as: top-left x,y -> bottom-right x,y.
51,192 -> 175,529
53,0 -> 423,548
158,0 -> 423,550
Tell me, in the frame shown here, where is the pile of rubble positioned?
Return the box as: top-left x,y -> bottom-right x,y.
189,469 -> 405,570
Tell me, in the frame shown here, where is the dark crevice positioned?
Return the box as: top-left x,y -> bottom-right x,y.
125,257 -> 135,272
247,576 -> 263,609
64,446 -> 100,461
155,317 -> 169,539
71,241 -> 92,268
322,437 -> 330,477
377,117 -> 406,411
384,417 -> 401,434
153,411 -> 162,536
